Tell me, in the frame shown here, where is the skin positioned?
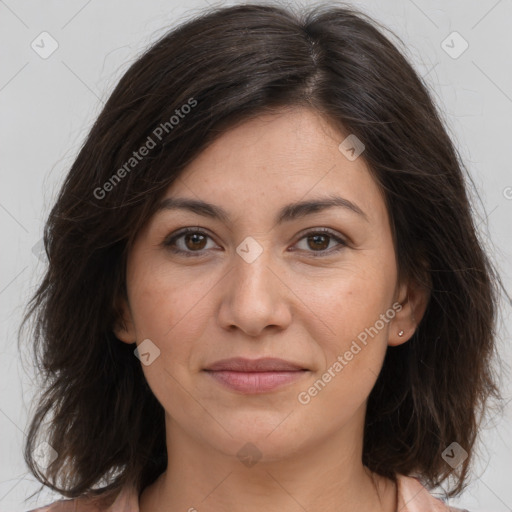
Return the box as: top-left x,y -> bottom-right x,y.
114,107 -> 429,512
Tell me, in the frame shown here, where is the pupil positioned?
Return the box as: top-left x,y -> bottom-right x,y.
186,233 -> 205,250
310,235 -> 328,250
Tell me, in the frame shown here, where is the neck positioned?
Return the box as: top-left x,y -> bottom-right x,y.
139,410 -> 397,512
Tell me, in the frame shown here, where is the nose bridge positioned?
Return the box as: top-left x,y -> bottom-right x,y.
233,235 -> 277,303
218,235 -> 291,335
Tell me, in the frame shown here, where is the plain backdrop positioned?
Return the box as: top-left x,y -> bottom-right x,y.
1,1 -> 511,511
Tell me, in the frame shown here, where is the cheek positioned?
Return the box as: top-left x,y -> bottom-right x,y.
127,252 -> 210,340
294,271 -> 394,423
126,265 -> 211,406
295,258 -> 396,350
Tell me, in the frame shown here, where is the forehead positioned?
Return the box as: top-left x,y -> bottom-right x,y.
158,107 -> 388,228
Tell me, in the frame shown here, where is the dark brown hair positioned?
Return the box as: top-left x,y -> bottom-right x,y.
19,1 -> 504,506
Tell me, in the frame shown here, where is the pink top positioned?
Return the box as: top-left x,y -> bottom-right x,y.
25,474 -> 469,512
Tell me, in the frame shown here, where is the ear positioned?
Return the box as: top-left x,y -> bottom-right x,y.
112,293 -> 137,344
388,272 -> 431,347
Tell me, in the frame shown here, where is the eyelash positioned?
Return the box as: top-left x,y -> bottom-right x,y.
162,227 -> 347,258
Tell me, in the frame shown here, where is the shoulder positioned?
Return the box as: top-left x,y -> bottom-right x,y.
25,499 -> 79,512
24,484 -> 140,512
396,474 -> 471,512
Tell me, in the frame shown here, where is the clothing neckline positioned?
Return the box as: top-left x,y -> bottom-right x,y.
102,473 -> 451,512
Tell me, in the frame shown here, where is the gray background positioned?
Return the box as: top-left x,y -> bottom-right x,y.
1,0 -> 511,511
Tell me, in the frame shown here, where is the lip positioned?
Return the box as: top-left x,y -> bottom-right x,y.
204,357 -> 307,372
203,357 -> 309,394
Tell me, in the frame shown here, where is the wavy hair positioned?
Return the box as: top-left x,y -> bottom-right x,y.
19,1 -> 503,507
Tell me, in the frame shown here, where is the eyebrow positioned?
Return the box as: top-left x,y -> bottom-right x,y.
155,194 -> 369,224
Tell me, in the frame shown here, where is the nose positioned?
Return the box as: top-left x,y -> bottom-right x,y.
216,244 -> 293,337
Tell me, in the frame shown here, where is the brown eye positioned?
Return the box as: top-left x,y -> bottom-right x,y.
163,228 -> 216,257
163,227 -> 347,258
183,232 -> 207,251
307,234 -> 330,251
293,229 -> 347,257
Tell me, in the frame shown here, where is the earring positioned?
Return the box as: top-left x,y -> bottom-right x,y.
398,330 -> 404,337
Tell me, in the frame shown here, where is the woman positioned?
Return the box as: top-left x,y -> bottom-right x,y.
19,2 -> 502,512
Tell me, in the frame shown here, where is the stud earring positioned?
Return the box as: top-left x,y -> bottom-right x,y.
398,330 -> 404,337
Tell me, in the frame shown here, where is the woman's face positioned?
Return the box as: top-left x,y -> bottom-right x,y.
115,107 -> 423,462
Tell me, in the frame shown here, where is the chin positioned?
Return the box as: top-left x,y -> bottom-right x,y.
197,416 -> 310,463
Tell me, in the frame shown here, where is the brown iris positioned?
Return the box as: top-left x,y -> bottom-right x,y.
307,234 -> 330,251
184,233 -> 207,251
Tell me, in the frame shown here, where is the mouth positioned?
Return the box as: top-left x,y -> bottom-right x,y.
203,357 -> 309,394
